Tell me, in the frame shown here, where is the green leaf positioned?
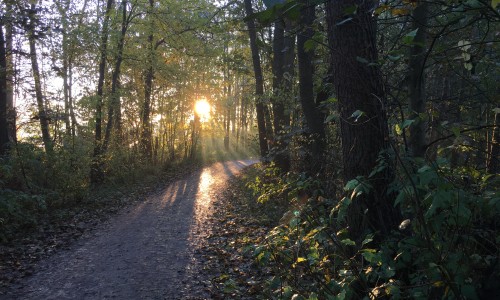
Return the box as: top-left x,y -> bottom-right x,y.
341,238 -> 356,246
362,234 -> 374,246
451,126 -> 461,137
402,119 -> 416,129
325,113 -> 338,123
344,178 -> 360,191
356,56 -> 369,64
493,0 -> 500,9
304,39 -> 316,52
388,54 -> 402,61
402,29 -> 419,45
308,293 -> 319,300
343,5 -> 358,15
350,110 -> 365,122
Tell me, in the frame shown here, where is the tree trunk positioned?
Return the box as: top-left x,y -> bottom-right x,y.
487,111 -> 499,173
140,0 -> 155,160
28,4 -> 53,155
326,0 -> 400,240
91,0 -> 114,185
408,2 -> 428,158
56,0 -> 72,137
271,18 -> 293,172
103,0 -> 128,150
0,21 -> 8,155
244,0 -> 268,158
5,1 -> 15,146
297,0 -> 325,172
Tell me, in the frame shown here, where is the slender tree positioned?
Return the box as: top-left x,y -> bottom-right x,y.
0,19 -> 8,155
408,2 -> 428,158
487,111 -> 499,173
103,0 -> 129,150
91,0 -> 114,184
5,0 -> 15,146
139,0 -> 155,160
244,0 -> 268,157
27,4 -> 53,154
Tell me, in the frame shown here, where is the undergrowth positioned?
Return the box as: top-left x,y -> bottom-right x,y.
247,159 -> 499,299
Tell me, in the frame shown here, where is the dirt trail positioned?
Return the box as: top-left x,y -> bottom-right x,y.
4,159 -> 256,300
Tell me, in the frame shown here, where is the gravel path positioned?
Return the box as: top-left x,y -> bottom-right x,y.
5,159 -> 256,300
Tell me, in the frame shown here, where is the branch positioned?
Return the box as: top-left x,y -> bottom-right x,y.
424,125 -> 495,150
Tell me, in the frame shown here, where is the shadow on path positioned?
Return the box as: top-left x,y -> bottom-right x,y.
5,159 -> 256,300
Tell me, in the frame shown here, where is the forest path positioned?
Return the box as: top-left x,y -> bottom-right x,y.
5,159 -> 257,300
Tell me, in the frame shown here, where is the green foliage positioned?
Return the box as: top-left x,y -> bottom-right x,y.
248,160 -> 499,299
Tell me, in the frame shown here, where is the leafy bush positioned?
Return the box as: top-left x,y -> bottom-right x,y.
250,159 -> 499,299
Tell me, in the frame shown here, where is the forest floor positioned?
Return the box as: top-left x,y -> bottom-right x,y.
1,159 -> 283,299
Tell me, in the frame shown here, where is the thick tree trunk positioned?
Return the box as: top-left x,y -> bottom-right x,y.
244,0 -> 268,158
140,0 -> 155,160
326,0 -> 400,240
91,0 -> 114,184
408,3 -> 428,158
297,0 -> 325,172
28,4 -> 53,155
0,21 -> 8,155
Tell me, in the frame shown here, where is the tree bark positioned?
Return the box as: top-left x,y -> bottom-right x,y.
326,0 -> 400,240
408,2 -> 428,158
0,21 -> 8,155
487,111 -> 499,173
91,0 -> 114,184
271,18 -> 293,172
56,0 -> 72,137
140,0 -> 155,160
28,4 -> 53,155
297,0 -> 325,172
244,0 -> 268,158
5,1 -> 15,146
103,0 -> 128,150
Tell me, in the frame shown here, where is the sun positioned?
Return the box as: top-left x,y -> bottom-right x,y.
194,99 -> 211,120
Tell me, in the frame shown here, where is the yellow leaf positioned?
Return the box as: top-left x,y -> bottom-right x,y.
296,257 -> 307,263
392,8 -> 409,16
433,281 -> 445,287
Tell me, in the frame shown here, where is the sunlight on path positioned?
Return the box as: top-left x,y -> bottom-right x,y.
5,159 -> 257,300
